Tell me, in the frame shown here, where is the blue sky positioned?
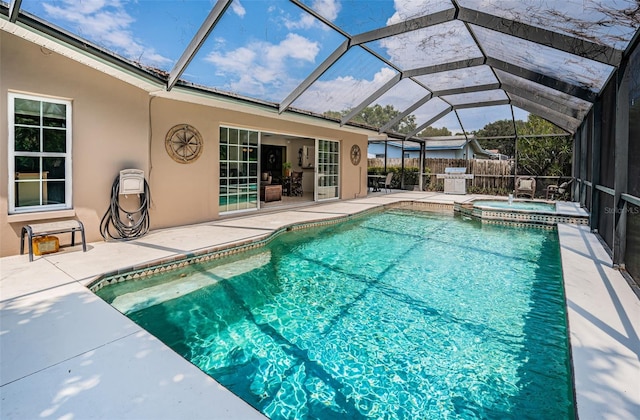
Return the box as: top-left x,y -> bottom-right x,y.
31,0 -> 639,133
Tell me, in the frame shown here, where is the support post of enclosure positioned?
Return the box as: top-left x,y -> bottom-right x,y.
590,102 -> 602,231
613,63 -> 630,267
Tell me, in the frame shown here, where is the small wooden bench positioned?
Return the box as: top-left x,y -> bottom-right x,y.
21,220 -> 87,262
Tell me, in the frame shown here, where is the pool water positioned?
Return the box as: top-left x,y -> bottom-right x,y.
473,200 -> 556,212
97,210 -> 574,419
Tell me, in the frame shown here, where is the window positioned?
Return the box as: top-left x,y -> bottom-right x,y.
8,93 -> 72,213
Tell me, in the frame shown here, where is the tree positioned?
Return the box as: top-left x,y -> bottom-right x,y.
354,104 -> 416,134
322,110 -> 344,120
472,115 -> 572,176
324,104 -> 417,134
417,126 -> 451,137
474,119 -> 521,157
519,114 -> 566,137
517,115 -> 572,176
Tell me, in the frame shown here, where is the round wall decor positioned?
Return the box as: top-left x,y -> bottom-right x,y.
165,124 -> 203,163
350,144 -> 362,165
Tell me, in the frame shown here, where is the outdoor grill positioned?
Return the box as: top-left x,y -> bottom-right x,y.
436,167 -> 474,195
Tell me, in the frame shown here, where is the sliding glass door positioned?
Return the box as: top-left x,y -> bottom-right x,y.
315,139 -> 340,200
219,127 -> 259,213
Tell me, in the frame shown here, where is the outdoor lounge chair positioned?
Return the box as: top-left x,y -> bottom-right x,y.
515,177 -> 536,198
378,173 -> 393,193
546,179 -> 573,200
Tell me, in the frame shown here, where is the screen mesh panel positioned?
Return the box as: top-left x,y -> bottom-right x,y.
625,203 -> 640,282
598,191 -> 614,251
628,46 -> 640,198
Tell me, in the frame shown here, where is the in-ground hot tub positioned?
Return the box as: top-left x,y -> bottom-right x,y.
472,199 -> 557,212
455,198 -> 588,227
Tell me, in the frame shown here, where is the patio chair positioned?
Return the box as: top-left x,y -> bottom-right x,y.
290,171 -> 303,196
546,178 -> 573,201
378,172 -> 393,193
515,177 -> 536,198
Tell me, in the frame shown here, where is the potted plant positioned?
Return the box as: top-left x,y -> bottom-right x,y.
283,161 -> 292,177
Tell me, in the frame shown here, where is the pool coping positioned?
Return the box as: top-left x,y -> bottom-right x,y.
1,192 -> 638,419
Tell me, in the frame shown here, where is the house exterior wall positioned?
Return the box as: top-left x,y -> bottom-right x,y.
426,149 -> 462,159
1,32 -> 150,257
368,143 -> 421,159
369,144 -> 475,160
368,143 -> 395,158
1,32 -> 368,257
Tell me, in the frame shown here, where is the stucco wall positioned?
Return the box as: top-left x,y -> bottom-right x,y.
1,31 -> 368,257
147,98 -> 218,229
148,98 -> 368,229
1,32 -> 149,257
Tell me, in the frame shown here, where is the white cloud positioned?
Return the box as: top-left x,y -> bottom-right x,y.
230,0 -> 246,18
209,47 -> 257,72
283,0 -> 341,30
42,0 -> 171,66
314,0 -> 341,21
386,0 -> 448,25
373,79 -> 429,112
284,14 -> 318,31
63,0 -> 114,15
205,33 -> 320,100
266,33 -> 318,62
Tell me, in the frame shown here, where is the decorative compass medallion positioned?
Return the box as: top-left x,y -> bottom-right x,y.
165,124 -> 203,163
350,144 -> 362,165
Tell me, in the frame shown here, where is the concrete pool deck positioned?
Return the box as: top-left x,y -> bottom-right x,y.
1,192 -> 638,419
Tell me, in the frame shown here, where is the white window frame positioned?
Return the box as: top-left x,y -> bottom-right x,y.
8,93 -> 72,214
218,126 -> 259,214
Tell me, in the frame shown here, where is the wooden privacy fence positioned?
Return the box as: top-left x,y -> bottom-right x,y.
368,158 -> 516,193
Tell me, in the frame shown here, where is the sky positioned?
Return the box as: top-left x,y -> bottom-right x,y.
16,0 -> 638,134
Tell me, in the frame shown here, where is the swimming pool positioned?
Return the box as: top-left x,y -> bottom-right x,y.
96,210 -> 574,419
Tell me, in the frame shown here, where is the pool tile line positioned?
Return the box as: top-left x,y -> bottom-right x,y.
87,200 -> 438,293
89,201 -> 451,291
89,237 -> 276,292
90,200 -> 558,292
400,201 -> 453,212
89,206 -> 387,292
